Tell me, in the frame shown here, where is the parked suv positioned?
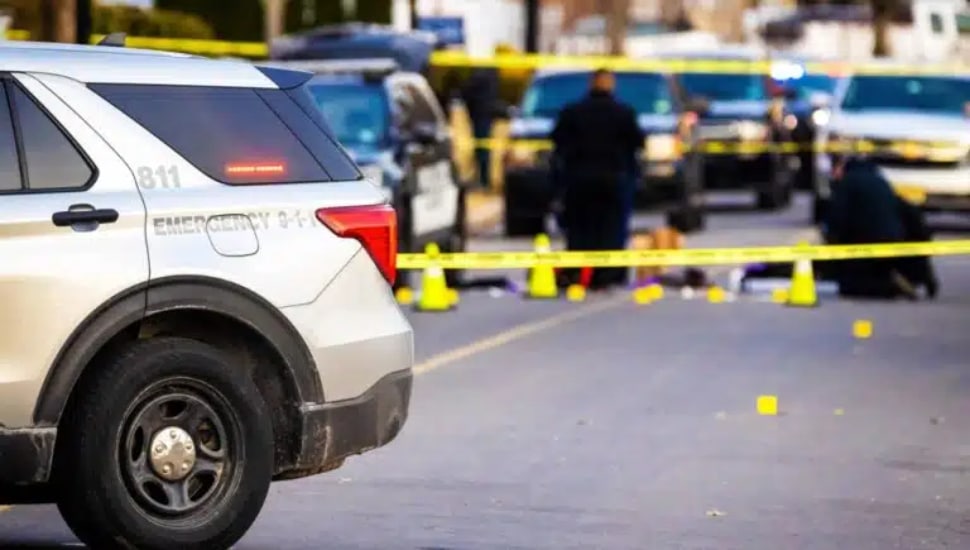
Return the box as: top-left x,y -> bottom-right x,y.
0,40 -> 413,550
261,58 -> 468,287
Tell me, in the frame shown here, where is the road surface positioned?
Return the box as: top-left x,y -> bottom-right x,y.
3,194 -> 969,549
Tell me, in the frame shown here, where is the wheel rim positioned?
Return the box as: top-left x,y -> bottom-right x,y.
120,378 -> 242,518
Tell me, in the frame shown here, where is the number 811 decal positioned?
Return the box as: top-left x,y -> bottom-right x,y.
136,165 -> 182,190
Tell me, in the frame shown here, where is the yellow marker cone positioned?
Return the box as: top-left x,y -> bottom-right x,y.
771,287 -> 789,304
646,283 -> 664,301
757,395 -> 778,416
527,233 -> 558,299
632,286 -> 653,305
566,284 -> 586,302
395,286 -> 414,306
787,246 -> 818,308
707,286 -> 726,304
853,319 -> 872,339
416,243 -> 453,312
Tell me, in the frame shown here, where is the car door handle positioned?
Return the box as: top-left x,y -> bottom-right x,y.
52,205 -> 119,228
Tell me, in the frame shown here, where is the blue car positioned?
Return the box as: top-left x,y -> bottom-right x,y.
502,68 -> 691,237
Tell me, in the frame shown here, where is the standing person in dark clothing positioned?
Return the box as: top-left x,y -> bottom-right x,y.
551,68 -> 644,290
823,155 -> 919,300
461,67 -> 500,189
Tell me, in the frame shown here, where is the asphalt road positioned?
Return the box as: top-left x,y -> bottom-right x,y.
3,193 -> 970,549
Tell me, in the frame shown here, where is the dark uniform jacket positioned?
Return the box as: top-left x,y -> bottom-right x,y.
551,90 -> 643,217
825,158 -> 905,244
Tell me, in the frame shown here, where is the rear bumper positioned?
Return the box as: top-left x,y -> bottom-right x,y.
281,368 -> 412,480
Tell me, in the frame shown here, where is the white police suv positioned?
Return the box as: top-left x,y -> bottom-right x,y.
0,39 -> 413,549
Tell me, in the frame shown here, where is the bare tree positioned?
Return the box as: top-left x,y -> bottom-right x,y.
38,0 -> 75,43
871,0 -> 892,57
606,0 -> 630,56
262,0 -> 289,43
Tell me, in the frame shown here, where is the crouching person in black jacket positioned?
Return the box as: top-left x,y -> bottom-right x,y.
823,155 -> 937,300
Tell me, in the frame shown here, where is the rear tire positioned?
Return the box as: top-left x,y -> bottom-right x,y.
55,337 -> 274,550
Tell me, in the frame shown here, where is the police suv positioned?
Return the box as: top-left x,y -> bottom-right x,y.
818,70 -> 970,220
261,58 -> 467,287
0,40 -> 413,549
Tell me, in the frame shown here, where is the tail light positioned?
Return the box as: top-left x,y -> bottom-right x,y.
316,204 -> 397,285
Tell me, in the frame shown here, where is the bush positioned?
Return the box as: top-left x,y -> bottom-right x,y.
93,5 -> 214,39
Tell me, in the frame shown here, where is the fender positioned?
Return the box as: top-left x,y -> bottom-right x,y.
34,276 -> 322,425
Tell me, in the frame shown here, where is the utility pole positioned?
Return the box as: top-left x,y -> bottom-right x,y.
525,0 -> 540,53
605,0 -> 630,56
76,0 -> 91,45
409,0 -> 419,30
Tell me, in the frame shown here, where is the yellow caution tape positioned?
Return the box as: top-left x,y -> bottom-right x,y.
477,137 -> 970,159
430,51 -> 970,77
398,240 -> 970,269
7,29 -> 968,76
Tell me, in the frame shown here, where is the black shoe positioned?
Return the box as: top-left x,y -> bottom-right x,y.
926,277 -> 939,300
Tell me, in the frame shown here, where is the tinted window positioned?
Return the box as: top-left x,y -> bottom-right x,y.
522,72 -> 674,118
678,72 -> 768,102
91,84 -> 340,185
0,83 -> 22,191
841,76 -> 970,115
308,82 -> 391,148
10,84 -> 92,190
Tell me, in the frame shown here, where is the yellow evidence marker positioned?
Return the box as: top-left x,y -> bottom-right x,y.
707,286 -> 726,304
633,286 -> 653,305
395,286 -> 414,306
852,319 -> 873,339
771,287 -> 789,304
756,395 -> 779,416
566,284 -> 586,302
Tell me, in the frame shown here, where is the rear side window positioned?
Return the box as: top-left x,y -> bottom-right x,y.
90,84 -> 359,185
0,84 -> 22,191
10,84 -> 94,190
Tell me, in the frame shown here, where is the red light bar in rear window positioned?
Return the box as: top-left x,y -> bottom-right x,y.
225,162 -> 287,176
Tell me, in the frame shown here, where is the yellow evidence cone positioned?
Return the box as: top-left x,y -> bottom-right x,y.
646,283 -> 664,301
527,233 -> 558,299
416,243 -> 453,312
787,246 -> 818,308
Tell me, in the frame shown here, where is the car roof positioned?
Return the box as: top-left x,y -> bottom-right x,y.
0,41 -> 278,88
